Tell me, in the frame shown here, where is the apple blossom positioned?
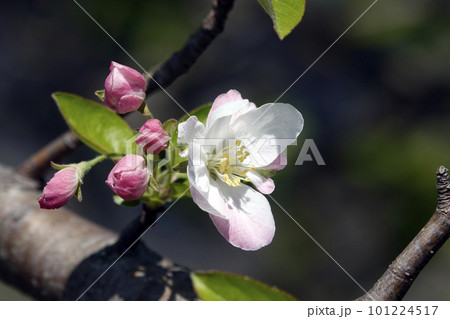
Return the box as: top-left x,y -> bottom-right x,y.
178,89 -> 304,250
104,61 -> 147,114
38,167 -> 81,209
135,119 -> 170,154
106,154 -> 150,201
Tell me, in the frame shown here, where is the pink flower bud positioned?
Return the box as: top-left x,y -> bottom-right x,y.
104,61 -> 147,114
38,167 -> 80,209
106,154 -> 149,201
135,119 -> 170,154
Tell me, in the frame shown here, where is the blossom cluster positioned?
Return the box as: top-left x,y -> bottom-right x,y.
39,62 -> 304,251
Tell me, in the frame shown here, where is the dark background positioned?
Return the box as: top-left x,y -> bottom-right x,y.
0,0 -> 449,300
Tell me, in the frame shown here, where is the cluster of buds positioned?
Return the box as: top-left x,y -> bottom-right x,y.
39,62 -> 171,209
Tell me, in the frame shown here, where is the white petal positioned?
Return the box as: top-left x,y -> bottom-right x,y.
177,116 -> 206,145
231,103 -> 304,167
206,90 -> 256,129
209,182 -> 275,251
262,151 -> 287,171
189,175 -> 228,219
246,170 -> 275,195
187,144 -> 210,194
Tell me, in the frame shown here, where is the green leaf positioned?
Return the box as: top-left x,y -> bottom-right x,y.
170,178 -> 191,199
112,195 -> 141,207
53,92 -> 137,154
257,0 -> 306,40
191,271 -> 297,301
179,103 -> 212,125
162,118 -> 178,136
172,160 -> 188,173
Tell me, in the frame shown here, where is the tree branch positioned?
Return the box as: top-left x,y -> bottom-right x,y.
16,131 -> 81,180
145,0 -> 235,93
16,0 -> 235,180
0,164 -> 196,300
357,166 -> 450,301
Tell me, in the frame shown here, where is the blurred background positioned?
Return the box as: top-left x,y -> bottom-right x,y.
0,0 -> 449,300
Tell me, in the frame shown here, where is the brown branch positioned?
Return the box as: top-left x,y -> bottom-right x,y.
0,164 -> 196,300
145,0 -> 235,93
16,0 -> 235,180
0,164 -> 116,299
357,166 -> 450,301
16,130 -> 81,179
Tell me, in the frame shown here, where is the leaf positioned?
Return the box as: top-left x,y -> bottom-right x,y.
179,103 -> 212,125
172,161 -> 188,173
170,178 -> 191,199
257,0 -> 306,40
53,92 -> 137,154
191,271 -> 297,301
162,118 -> 178,136
113,195 -> 141,207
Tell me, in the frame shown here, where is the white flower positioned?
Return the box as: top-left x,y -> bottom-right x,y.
178,90 -> 304,250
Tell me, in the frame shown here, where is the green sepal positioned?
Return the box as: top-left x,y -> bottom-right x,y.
137,101 -> 152,118
148,175 -> 159,192
113,195 -> 141,207
50,162 -> 74,170
95,90 -> 105,101
75,185 -> 83,201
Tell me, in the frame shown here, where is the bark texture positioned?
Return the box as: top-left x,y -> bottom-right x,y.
357,166 -> 450,300
0,165 -> 196,300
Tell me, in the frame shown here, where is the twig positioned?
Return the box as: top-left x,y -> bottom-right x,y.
357,166 -> 450,301
16,131 -> 81,179
16,0 -> 235,180
145,0 -> 235,93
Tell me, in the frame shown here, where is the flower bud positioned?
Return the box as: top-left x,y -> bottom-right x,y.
135,119 -> 170,154
104,61 -> 147,114
106,154 -> 149,201
38,167 -> 81,209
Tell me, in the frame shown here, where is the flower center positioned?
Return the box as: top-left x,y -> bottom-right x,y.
207,139 -> 254,187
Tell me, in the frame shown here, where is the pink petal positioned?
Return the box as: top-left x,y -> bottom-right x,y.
246,170 -> 275,195
191,178 -> 276,251
209,89 -> 243,115
262,151 -> 287,171
207,183 -> 275,251
206,89 -> 256,128
116,94 -> 145,114
38,167 -> 79,209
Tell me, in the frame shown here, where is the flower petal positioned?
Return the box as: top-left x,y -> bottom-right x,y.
262,150 -> 287,171
116,94 -> 145,114
231,103 -> 304,168
206,89 -> 256,129
190,181 -> 226,218
208,183 -> 275,251
246,170 -> 275,195
178,116 -> 206,146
